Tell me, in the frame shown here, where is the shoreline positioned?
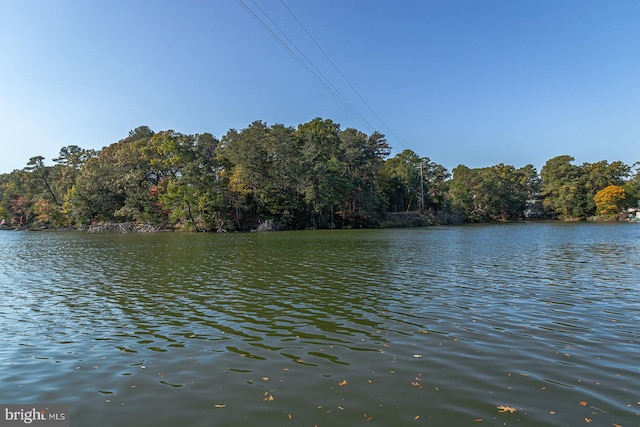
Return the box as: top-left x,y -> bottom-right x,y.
10,212 -> 636,234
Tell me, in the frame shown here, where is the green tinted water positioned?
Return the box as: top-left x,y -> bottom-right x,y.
1,223 -> 638,426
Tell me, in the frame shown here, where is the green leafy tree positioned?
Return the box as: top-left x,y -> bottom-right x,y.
263,123 -> 306,227
188,132 -> 228,231
297,118 -> 342,228
65,156 -> 123,224
379,150 -> 422,212
337,129 -> 391,226
0,170 -> 30,224
447,163 -> 537,221
580,160 -> 630,215
540,155 -> 586,220
379,150 -> 448,214
219,121 -> 273,229
64,128 -> 158,224
622,163 -> 640,209
541,156 -> 631,219
25,156 -> 60,205
7,118 -> 640,231
448,165 -> 487,221
54,145 -> 96,170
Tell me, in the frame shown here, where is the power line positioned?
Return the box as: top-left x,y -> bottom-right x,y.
248,0 -> 377,133
279,0 -> 408,150
235,0 -> 376,133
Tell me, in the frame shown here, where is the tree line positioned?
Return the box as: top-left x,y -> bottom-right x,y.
1,119 -> 638,231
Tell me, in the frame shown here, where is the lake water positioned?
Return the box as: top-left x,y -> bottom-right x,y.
1,223 -> 638,426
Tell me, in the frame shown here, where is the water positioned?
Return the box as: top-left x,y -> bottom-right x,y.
1,223 -> 638,426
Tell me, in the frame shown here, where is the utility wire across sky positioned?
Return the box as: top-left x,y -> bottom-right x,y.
277,0 -> 407,149
235,0 -> 407,150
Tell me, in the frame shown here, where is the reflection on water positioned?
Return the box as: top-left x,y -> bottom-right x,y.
1,223 -> 639,426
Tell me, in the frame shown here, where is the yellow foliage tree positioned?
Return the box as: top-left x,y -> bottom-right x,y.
228,166 -> 252,197
594,185 -> 626,215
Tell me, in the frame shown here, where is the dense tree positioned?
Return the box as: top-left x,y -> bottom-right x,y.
540,155 -> 585,219
447,163 -> 538,222
54,145 -> 97,170
541,156 -> 631,219
263,124 -> 306,227
65,154 -> 123,224
220,121 -> 276,228
184,132 -> 227,231
379,150 -> 448,213
333,128 -> 390,226
622,163 -> 640,209
0,170 -> 31,225
63,130 -> 159,224
580,160 -> 630,214
0,121 -> 637,230
25,156 -> 60,205
297,118 -> 342,228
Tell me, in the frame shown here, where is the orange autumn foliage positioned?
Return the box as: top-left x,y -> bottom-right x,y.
594,185 -> 626,215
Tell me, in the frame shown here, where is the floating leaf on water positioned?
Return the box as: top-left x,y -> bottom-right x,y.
160,380 -> 182,388
497,405 -> 517,413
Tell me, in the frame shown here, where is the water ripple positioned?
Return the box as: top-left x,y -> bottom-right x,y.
1,225 -> 639,426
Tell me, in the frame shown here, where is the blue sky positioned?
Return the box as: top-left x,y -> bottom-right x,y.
1,0 -> 639,174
